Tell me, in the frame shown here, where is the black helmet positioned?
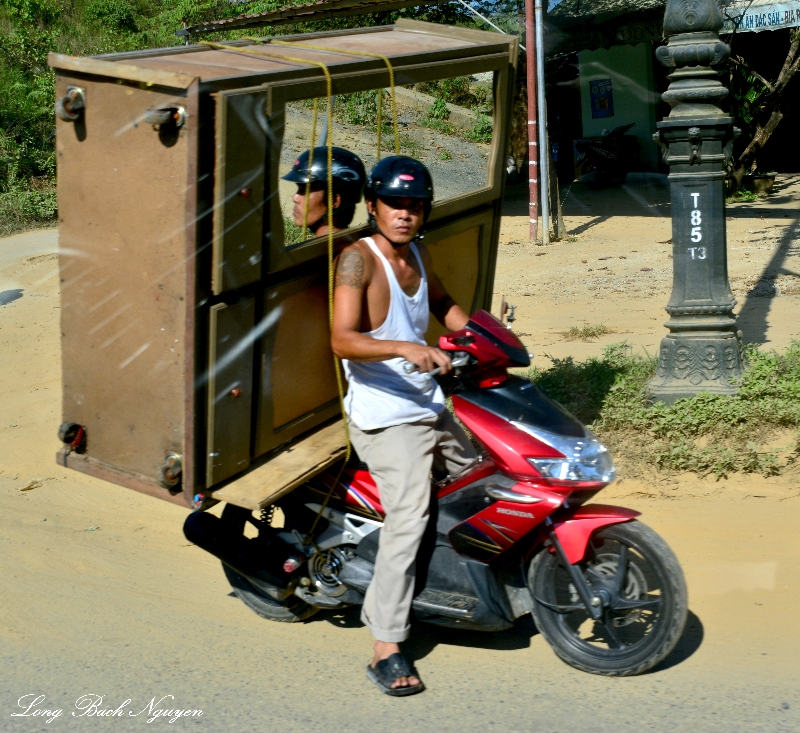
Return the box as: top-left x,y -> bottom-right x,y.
283,147 -> 366,230
364,156 -> 434,203
283,146 -> 366,190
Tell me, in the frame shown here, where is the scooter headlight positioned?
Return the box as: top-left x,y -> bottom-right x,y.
527,441 -> 615,485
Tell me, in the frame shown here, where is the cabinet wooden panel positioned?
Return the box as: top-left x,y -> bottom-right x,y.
206,298 -> 255,486
212,89 -> 269,294
256,271 -> 341,457
56,76 -> 192,481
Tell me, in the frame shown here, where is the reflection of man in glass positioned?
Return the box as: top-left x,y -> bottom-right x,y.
282,147 -> 366,237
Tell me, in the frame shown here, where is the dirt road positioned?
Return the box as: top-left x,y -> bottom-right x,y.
2,186 -> 800,731
496,174 -> 800,366
2,465 -> 798,732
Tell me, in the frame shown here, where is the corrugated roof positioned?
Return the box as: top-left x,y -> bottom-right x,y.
177,0 -> 448,37
548,0 -> 665,27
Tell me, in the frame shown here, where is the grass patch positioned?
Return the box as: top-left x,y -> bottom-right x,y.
726,189 -> 759,203
0,185 -> 58,236
462,114 -> 492,144
397,133 -> 423,158
423,117 -> 455,135
282,214 -> 309,244
525,342 -> 800,479
560,323 -> 615,342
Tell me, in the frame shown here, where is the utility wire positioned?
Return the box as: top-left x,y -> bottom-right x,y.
453,0 -> 526,51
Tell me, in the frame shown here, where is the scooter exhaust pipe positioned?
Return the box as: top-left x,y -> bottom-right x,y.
183,511 -> 295,601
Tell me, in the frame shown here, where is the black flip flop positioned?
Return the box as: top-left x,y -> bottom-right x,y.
366,653 -> 425,697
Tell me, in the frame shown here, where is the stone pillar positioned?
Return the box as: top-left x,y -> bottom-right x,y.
648,0 -> 744,404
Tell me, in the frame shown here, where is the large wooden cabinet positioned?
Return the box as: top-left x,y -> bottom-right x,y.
50,20 -> 518,507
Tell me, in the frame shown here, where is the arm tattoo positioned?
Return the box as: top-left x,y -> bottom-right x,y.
335,248 -> 365,289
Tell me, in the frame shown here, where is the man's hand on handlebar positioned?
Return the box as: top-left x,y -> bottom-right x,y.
399,344 -> 452,375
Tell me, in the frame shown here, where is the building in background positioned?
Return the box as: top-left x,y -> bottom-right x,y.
540,0 -> 800,180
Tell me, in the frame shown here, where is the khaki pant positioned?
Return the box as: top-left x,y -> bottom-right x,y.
348,409 -> 477,642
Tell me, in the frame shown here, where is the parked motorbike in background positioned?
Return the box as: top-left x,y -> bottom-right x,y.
185,310 -> 688,677
574,122 -> 636,186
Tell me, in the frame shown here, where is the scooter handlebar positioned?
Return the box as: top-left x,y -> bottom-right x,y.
403,350 -> 472,376
403,362 -> 442,376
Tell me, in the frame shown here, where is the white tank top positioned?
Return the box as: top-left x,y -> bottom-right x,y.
343,237 -> 445,430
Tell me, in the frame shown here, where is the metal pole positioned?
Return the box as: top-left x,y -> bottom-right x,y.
524,0 -> 539,242
534,0 -> 550,244
648,0 -> 743,403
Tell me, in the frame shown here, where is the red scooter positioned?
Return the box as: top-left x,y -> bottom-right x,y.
185,311 -> 687,676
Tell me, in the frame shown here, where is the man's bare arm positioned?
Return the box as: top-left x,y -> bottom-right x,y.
331,244 -> 453,372
334,245 -> 365,289
419,244 -> 469,331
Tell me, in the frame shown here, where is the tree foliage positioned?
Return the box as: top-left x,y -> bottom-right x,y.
727,29 -> 800,189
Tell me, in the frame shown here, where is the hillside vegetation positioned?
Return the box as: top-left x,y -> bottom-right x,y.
0,0 -> 476,235
1,0 -> 239,233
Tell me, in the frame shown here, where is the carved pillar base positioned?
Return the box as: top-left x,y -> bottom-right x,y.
650,327 -> 744,404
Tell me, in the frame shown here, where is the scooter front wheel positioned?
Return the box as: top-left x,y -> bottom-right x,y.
528,520 -> 687,676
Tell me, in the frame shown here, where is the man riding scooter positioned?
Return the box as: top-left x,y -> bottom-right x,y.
331,156 -> 477,696
282,146 -> 367,236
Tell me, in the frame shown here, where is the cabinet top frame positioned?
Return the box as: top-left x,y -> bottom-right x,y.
48,19 -> 518,94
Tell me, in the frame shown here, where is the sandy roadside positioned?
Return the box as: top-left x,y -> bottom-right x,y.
494,174 -> 800,366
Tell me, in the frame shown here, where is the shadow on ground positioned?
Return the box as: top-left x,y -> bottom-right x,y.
319,603 -> 703,674
649,610 -> 704,673
0,289 -> 23,306
503,173 -> 670,220
727,176 -> 800,220
738,219 -> 800,345
502,173 -> 800,224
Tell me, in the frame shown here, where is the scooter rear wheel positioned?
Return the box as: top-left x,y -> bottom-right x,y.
220,504 -> 318,623
529,520 -> 687,676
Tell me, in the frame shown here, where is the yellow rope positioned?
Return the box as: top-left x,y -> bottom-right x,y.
201,40 -> 352,505
271,40 -> 401,157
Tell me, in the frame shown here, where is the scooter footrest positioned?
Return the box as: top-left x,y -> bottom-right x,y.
413,589 -> 479,618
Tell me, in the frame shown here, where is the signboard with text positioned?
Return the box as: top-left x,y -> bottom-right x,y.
722,1 -> 800,32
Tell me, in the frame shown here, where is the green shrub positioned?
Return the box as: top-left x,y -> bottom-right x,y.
525,341 -> 800,479
3,0 -> 62,24
429,96 -> 450,121
418,75 -> 488,110
0,186 -> 57,236
84,0 -> 139,32
726,189 -> 759,203
283,214 -> 308,243
464,114 -> 492,144
335,89 -> 393,132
